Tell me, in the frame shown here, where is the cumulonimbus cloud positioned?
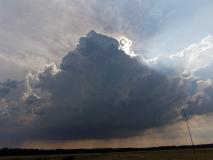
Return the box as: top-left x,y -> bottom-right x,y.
0,31 -> 213,146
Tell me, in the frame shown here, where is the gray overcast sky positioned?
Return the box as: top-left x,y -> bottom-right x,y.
0,0 -> 213,81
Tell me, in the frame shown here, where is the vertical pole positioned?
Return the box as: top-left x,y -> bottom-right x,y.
182,106 -> 197,160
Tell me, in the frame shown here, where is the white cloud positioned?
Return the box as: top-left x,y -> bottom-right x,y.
119,37 -> 137,57
140,35 -> 213,78
171,35 -> 213,73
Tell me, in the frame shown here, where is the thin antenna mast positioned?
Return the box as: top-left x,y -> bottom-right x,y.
182,105 -> 197,160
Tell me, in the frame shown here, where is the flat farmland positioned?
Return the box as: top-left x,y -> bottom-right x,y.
0,148 -> 213,160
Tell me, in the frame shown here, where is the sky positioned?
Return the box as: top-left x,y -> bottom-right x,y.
0,0 -> 213,149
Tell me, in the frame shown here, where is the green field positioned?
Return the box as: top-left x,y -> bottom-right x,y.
1,149 -> 213,160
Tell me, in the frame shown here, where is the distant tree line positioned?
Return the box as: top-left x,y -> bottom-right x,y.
1,144 -> 213,156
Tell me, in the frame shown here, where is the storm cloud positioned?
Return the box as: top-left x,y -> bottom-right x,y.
0,0 -> 213,149
26,31 -> 187,140
0,31 -> 213,147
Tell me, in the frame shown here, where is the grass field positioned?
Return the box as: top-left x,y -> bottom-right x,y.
0,149 -> 213,160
